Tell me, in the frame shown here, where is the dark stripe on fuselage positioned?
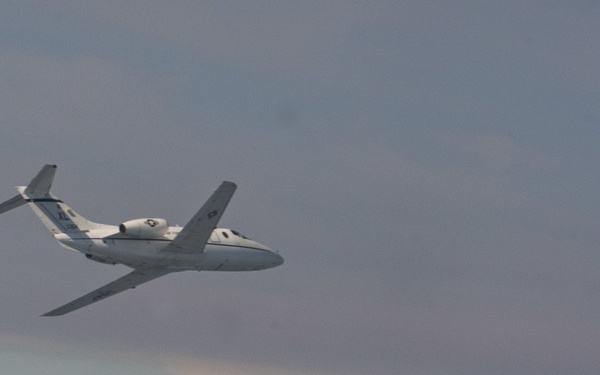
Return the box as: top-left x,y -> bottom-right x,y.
26,198 -> 63,203
72,237 -> 273,253
98,237 -> 171,242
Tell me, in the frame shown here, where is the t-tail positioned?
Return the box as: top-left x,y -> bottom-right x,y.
0,164 -> 101,235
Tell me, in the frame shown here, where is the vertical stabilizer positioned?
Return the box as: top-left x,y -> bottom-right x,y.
24,164 -> 56,197
16,165 -> 101,235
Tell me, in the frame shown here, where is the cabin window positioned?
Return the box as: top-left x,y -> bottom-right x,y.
222,231 -> 229,238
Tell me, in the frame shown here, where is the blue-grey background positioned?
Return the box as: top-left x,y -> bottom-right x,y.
1,2 -> 599,374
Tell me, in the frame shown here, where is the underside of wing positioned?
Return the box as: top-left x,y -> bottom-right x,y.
164,181 -> 236,254
42,268 -> 173,316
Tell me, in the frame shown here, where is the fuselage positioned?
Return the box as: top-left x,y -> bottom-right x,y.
55,226 -> 283,271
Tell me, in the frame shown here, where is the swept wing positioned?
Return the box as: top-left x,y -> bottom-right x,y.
163,181 -> 236,254
42,268 -> 173,316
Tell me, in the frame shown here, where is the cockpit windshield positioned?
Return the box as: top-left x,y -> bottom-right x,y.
230,229 -> 249,240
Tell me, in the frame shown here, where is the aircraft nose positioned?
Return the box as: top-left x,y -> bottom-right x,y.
271,252 -> 284,267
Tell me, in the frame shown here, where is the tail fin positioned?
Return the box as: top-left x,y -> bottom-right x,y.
24,164 -> 57,196
0,164 -> 101,235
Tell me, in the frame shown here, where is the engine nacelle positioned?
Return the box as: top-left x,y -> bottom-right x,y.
119,218 -> 169,238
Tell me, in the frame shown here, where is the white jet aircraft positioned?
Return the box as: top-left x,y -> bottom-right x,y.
0,165 -> 283,316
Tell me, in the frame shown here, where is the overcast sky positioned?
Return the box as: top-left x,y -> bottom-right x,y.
1,2 -> 600,374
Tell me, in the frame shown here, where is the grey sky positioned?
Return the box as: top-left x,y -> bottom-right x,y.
1,2 -> 600,374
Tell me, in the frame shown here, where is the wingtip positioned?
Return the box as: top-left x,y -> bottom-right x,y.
41,311 -> 64,317
41,309 -> 64,317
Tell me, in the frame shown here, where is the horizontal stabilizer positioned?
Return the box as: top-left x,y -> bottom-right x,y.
0,194 -> 26,215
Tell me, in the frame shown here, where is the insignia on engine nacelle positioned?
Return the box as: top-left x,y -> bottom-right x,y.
119,218 -> 169,238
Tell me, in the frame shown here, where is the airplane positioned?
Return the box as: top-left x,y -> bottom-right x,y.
0,165 -> 283,316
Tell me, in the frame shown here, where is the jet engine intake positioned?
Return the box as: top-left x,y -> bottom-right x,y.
119,218 -> 168,238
